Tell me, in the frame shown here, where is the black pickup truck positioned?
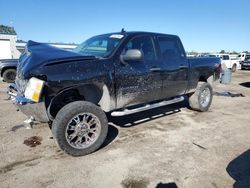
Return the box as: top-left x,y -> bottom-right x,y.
9,31 -> 221,156
0,59 -> 18,83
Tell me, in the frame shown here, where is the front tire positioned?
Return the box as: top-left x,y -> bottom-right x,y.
2,69 -> 16,83
188,82 -> 213,112
52,101 -> 108,156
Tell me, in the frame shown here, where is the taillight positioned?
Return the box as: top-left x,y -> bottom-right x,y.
214,63 -> 222,73
219,63 -> 222,73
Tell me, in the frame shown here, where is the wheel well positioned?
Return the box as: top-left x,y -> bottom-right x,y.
48,84 -> 104,119
199,75 -> 215,86
198,76 -> 207,82
1,67 -> 16,77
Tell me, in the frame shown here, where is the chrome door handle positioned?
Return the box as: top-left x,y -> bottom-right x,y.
179,65 -> 188,69
150,67 -> 162,72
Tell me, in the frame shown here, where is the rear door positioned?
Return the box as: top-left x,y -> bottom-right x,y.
156,36 -> 189,98
115,35 -> 162,109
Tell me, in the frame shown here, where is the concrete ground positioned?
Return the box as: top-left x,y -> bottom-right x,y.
0,70 -> 250,188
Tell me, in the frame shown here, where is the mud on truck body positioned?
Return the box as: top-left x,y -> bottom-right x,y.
8,31 -> 221,156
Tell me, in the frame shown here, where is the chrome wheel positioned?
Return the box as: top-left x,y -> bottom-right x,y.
200,87 -> 211,108
65,113 -> 101,149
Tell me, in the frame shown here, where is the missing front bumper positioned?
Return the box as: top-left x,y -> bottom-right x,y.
8,85 -> 49,123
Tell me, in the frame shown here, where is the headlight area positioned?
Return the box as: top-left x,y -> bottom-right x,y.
24,77 -> 45,102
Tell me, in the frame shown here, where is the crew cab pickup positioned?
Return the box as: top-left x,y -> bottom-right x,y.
0,59 -> 18,83
8,31 -> 221,156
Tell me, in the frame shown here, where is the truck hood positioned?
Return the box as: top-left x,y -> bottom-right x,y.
18,40 -> 96,78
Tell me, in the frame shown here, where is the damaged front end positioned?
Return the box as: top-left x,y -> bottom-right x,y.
8,79 -> 49,124
7,41 -> 55,124
7,40 -> 94,125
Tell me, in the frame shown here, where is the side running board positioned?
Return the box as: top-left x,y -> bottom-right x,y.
111,96 -> 184,116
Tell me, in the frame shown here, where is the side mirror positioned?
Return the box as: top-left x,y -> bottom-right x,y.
120,49 -> 143,65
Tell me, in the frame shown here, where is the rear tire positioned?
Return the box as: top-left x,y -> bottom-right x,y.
2,69 -> 16,83
188,82 -> 213,112
231,64 -> 237,72
52,101 -> 108,156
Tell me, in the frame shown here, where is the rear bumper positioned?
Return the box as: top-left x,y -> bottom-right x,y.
8,84 -> 49,123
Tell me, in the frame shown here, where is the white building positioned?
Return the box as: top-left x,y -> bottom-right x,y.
0,34 -> 19,59
0,25 -> 78,60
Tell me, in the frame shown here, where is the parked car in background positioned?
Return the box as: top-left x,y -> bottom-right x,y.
238,53 -> 250,63
8,31 -> 221,156
241,59 -> 250,70
0,59 -> 18,83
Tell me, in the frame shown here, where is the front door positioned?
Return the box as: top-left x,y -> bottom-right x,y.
115,35 -> 162,109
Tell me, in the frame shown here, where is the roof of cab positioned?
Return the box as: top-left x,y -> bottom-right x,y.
98,31 -> 179,38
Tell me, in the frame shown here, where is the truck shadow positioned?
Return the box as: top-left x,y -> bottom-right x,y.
155,182 -> 178,188
226,149 -> 250,188
102,100 -> 188,149
108,100 -> 187,128
239,82 -> 250,88
101,100 -> 188,150
101,124 -> 119,148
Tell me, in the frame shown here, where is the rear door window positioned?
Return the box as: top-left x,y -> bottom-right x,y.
157,36 -> 184,61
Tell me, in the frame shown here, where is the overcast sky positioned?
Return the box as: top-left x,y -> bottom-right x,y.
0,0 -> 249,52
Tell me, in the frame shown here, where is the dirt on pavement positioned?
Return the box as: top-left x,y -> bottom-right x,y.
0,70 -> 250,188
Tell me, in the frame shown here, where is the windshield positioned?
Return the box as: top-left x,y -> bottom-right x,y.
74,34 -> 124,58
